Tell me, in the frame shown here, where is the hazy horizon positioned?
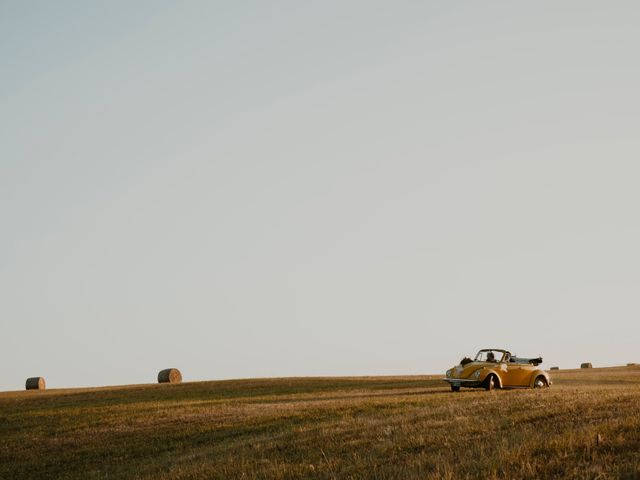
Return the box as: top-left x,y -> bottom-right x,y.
2,1 -> 640,391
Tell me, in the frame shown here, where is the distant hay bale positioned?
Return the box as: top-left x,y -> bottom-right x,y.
628,363 -> 638,367
550,367 -> 559,370
25,377 -> 46,390
158,368 -> 182,384
580,363 -> 593,369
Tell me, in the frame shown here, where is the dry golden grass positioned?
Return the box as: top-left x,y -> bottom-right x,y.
1,367 -> 640,479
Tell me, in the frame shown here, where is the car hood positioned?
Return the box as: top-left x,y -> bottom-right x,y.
448,362 -> 486,379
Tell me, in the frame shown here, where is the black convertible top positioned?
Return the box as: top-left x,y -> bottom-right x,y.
510,356 -> 543,366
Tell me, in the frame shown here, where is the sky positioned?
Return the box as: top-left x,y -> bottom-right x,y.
2,1 -> 640,391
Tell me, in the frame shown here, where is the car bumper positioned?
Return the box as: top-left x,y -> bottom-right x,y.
443,378 -> 482,388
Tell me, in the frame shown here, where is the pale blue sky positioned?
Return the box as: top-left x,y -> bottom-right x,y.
2,1 -> 640,391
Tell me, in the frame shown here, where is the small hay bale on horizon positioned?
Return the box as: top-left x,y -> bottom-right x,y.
628,363 -> 638,367
158,368 -> 182,384
550,366 -> 559,370
581,362 -> 593,369
25,377 -> 46,390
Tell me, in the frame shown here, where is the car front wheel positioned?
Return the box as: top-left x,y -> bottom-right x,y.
451,385 -> 460,392
484,374 -> 497,391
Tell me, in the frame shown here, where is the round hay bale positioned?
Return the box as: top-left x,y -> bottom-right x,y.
580,362 -> 593,369
158,368 -> 182,384
627,363 -> 637,367
25,377 -> 46,390
550,366 -> 559,371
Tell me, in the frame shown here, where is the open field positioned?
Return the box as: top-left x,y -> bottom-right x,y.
2,366 -> 640,479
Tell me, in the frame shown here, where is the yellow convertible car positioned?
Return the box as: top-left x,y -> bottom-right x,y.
444,348 -> 551,392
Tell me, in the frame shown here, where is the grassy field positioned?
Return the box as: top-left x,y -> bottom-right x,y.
2,366 -> 640,479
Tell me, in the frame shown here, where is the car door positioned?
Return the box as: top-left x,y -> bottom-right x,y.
501,362 -> 519,387
504,363 -> 530,386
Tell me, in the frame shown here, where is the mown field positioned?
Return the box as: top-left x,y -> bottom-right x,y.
1,366 -> 640,480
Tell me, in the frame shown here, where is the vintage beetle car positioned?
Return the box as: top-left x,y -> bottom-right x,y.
443,348 -> 551,391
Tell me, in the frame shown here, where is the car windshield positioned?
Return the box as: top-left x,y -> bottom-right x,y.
475,350 -> 505,363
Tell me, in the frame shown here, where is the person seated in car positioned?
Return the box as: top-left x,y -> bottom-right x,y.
487,351 -> 496,362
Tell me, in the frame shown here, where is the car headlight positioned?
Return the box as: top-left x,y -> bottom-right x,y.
446,369 -> 453,378
473,369 -> 482,379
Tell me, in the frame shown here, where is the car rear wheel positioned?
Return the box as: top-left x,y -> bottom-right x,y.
451,385 -> 460,392
534,376 -> 548,388
484,374 -> 497,391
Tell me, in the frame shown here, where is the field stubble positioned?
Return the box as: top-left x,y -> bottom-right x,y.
1,367 -> 640,479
